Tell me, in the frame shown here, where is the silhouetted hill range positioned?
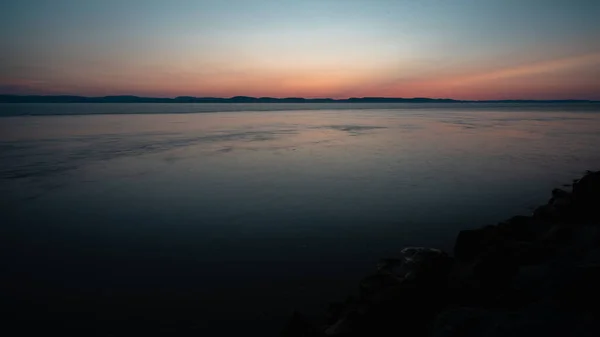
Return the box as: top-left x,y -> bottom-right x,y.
0,95 -> 597,103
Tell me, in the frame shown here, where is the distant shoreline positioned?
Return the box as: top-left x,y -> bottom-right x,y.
1,95 -> 598,104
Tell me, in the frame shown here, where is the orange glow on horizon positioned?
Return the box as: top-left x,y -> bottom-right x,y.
1,52 -> 599,100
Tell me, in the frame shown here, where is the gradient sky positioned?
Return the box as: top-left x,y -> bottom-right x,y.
1,0 -> 599,99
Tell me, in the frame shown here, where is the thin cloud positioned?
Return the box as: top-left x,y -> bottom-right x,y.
447,51 -> 600,86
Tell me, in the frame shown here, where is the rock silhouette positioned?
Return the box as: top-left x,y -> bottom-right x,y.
283,170 -> 600,337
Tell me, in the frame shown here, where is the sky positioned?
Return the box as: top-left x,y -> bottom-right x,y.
1,0 -> 599,99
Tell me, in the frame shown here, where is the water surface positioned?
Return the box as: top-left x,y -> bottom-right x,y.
2,103 -> 600,335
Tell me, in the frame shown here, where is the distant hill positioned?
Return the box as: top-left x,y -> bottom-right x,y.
0,95 -> 597,104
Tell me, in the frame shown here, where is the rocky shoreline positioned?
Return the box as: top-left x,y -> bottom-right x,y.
282,170 -> 600,337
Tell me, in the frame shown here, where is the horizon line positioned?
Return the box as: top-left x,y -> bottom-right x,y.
1,94 -> 598,103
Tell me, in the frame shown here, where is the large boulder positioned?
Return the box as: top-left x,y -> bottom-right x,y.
359,273 -> 403,298
324,316 -> 352,336
430,306 -> 500,337
331,283 -> 448,337
459,249 -> 519,304
454,226 -> 502,262
496,215 -> 551,242
399,247 -> 453,282
280,311 -> 322,337
372,247 -> 452,288
326,248 -> 453,337
573,171 -> 600,203
572,170 -> 600,223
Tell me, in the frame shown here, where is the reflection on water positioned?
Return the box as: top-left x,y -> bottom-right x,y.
2,104 -> 600,335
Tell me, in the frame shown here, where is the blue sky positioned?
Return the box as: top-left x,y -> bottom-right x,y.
1,0 -> 599,99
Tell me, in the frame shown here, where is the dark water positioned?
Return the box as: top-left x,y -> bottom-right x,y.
2,103 -> 600,335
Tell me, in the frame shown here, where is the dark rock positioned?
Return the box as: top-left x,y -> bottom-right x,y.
472,247 -> 519,288
570,312 -> 600,337
358,273 -> 403,298
528,186 -> 577,223
582,247 -> 600,265
573,171 -> 600,202
486,300 -> 583,337
551,188 -> 571,199
572,170 -> 600,222
557,265 -> 600,312
448,246 -> 522,308
361,248 -> 451,297
434,302 -> 590,337
399,247 -> 453,284
376,258 -> 402,273
454,226 -> 501,262
431,307 -> 498,337
511,262 -> 554,301
342,283 -> 445,337
326,298 -> 356,325
434,301 -> 597,337
330,248 -> 453,337
281,311 -> 322,337
533,204 -> 560,222
539,224 -> 574,246
500,234 -> 561,265
296,170 -> 600,337
567,225 -> 600,251
551,196 -> 574,212
497,216 -> 539,241
324,316 -> 352,336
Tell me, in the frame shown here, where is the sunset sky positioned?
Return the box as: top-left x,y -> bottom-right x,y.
1,0 -> 599,99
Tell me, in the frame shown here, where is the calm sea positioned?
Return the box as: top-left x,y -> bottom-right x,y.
2,103 -> 600,335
